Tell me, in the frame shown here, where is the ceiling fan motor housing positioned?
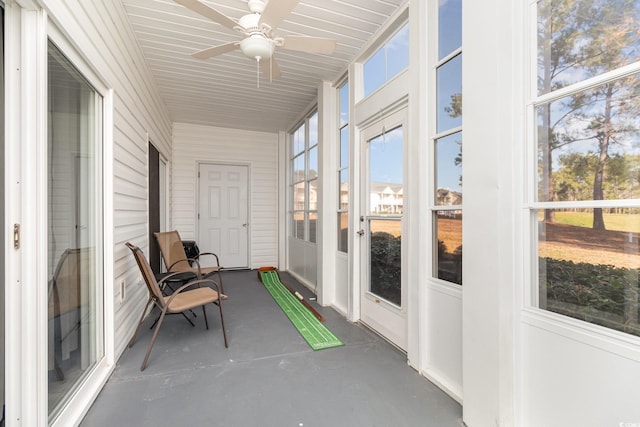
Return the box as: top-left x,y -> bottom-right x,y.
247,0 -> 266,14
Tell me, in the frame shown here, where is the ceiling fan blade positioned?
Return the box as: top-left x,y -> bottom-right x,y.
174,0 -> 238,32
260,56 -> 282,80
192,42 -> 239,59
258,0 -> 300,30
281,36 -> 337,55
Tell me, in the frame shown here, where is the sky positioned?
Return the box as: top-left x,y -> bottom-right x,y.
363,0 -> 462,192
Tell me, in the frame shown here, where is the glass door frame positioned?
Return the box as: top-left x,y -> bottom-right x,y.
4,6 -> 115,426
358,107 -> 408,350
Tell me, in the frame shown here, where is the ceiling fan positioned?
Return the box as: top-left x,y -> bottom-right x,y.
175,0 -> 338,81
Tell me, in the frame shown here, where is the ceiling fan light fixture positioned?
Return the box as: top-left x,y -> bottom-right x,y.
240,33 -> 274,60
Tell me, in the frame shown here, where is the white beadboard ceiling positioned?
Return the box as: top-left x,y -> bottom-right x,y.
121,0 -> 407,132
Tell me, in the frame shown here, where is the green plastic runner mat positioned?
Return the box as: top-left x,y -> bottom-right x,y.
259,269 -> 344,351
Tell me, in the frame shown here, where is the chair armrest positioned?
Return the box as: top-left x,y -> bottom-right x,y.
157,271 -> 191,286
167,258 -> 198,272
194,252 -> 221,267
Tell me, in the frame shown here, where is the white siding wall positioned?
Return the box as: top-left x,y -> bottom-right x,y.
172,123 -> 279,269
41,0 -> 173,359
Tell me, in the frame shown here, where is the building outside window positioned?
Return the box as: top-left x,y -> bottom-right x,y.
533,0 -> 640,337
433,0 -> 462,285
290,111 -> 319,243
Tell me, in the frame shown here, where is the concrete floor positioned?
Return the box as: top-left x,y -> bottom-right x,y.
81,270 -> 462,427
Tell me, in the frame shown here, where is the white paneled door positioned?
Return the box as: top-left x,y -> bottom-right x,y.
198,163 -> 249,269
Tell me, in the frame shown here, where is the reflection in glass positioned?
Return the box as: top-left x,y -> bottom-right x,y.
338,212 -> 349,253
538,208 -> 640,337
537,73 -> 640,204
437,54 -> 462,133
339,170 -> 349,210
308,146 -> 318,179
293,182 -> 305,211
308,179 -> 318,211
435,132 -> 462,205
435,211 -> 462,285
309,211 -> 317,243
438,0 -> 462,60
48,41 -> 103,420
386,25 -> 409,81
363,23 -> 409,97
340,126 -> 349,169
293,211 -> 305,239
369,219 -> 402,306
293,123 -> 305,155
309,112 -> 318,147
293,154 -> 305,182
537,0 -> 640,96
340,83 -> 349,127
369,127 -> 403,215
363,48 -> 385,98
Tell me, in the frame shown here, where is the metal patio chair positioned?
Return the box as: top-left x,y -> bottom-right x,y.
125,242 -> 228,371
154,230 -> 226,295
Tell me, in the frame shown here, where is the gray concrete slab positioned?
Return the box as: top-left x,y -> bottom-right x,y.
81,270 -> 462,427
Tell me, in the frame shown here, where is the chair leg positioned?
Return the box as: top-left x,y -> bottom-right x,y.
129,299 -> 153,348
216,299 -> 229,348
141,307 -> 168,371
202,305 -> 209,329
149,310 -> 195,329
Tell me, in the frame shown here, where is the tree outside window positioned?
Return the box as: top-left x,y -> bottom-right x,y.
433,0 -> 462,285
534,0 -> 640,337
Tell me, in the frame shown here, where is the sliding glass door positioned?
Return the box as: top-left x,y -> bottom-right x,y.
47,40 -> 104,421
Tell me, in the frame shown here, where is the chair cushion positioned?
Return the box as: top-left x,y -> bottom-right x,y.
165,287 -> 219,312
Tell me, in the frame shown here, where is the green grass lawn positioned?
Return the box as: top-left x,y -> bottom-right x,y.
550,211 -> 640,232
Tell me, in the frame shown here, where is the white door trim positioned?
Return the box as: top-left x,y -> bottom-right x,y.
197,162 -> 251,269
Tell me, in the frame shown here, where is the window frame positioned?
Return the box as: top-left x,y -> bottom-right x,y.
526,0 -> 640,339
337,78 -> 349,253
430,0 -> 463,286
289,109 -> 319,244
362,22 -> 410,98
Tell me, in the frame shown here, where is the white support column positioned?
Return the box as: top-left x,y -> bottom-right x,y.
347,62 -> 362,322
277,130 -> 287,270
317,80 -> 337,306
462,0 -> 520,425
406,0 -> 428,373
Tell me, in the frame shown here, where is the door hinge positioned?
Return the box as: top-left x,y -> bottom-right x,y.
13,224 -> 21,249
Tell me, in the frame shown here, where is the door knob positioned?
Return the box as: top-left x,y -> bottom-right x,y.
357,229 -> 365,236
